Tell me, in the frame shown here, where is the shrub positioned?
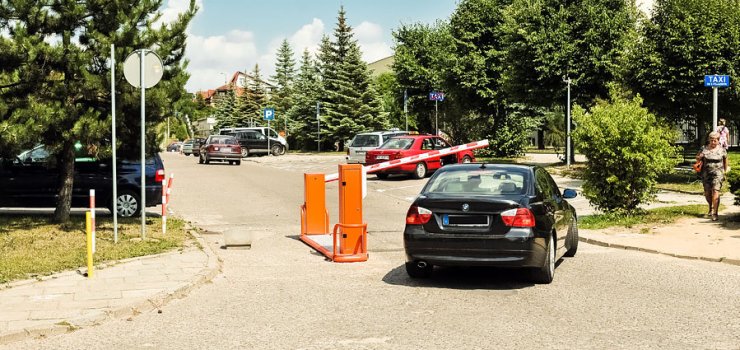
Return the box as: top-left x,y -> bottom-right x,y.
727,168 -> 740,204
572,95 -> 679,213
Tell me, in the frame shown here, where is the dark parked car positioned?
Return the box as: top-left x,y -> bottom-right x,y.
403,163 -> 578,283
224,130 -> 284,157
166,141 -> 182,152
198,135 -> 242,165
0,145 -> 165,218
190,137 -> 206,157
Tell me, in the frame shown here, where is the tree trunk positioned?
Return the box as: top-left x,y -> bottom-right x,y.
537,129 -> 545,149
53,140 -> 75,223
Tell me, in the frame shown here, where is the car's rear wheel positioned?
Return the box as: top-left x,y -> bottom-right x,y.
109,190 -> 140,218
530,234 -> 555,284
241,148 -> 249,158
271,144 -> 283,156
564,217 -> 578,257
376,173 -> 389,180
412,162 -> 427,179
405,261 -> 432,278
462,155 -> 472,163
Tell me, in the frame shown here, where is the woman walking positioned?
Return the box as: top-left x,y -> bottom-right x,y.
696,131 -> 729,221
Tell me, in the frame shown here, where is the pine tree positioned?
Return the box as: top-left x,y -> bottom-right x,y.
270,39 -> 296,134
215,87 -> 238,129
286,49 -> 323,150
318,7 -> 385,150
0,0 -> 197,223
248,64 -> 268,124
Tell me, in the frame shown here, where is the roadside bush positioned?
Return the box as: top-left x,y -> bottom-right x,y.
572,95 -> 679,213
727,168 -> 740,204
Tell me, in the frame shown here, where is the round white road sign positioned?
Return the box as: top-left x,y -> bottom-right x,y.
123,50 -> 164,88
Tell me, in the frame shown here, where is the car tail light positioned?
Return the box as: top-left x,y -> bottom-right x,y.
406,205 -> 432,225
393,152 -> 402,160
500,208 -> 535,227
155,169 -> 165,183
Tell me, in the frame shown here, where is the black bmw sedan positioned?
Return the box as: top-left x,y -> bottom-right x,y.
404,163 -> 578,284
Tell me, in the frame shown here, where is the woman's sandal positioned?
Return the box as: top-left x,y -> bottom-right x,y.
711,213 -> 719,221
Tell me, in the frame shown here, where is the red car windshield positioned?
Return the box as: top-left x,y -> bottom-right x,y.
379,138 -> 414,150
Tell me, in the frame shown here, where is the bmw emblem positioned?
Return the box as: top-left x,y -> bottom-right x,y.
462,203 -> 469,212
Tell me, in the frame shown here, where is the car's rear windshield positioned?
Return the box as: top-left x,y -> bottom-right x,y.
209,137 -> 237,145
351,135 -> 380,147
424,168 -> 529,195
379,138 -> 414,150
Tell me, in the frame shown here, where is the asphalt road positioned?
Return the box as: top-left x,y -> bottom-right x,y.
4,152 -> 739,349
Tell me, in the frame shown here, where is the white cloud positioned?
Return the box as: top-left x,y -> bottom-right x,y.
157,0 -> 203,27
289,18 -> 325,56
354,21 -> 393,63
185,30 -> 259,91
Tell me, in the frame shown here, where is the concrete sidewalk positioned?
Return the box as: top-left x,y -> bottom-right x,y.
0,232 -> 221,345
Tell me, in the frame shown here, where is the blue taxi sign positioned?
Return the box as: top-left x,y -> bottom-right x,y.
704,75 -> 730,88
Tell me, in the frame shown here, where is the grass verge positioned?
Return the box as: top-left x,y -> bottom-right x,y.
579,204 -> 715,230
0,215 -> 190,284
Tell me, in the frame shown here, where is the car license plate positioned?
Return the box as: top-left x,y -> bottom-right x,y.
376,155 -> 389,160
222,147 -> 231,153
356,151 -> 365,155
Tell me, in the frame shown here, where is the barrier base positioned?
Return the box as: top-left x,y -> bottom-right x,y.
300,234 -> 368,263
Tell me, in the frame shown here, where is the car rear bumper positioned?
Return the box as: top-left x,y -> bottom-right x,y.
205,152 -> 241,161
403,225 -> 548,268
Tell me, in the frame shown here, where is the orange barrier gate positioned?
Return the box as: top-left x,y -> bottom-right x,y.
300,165 -> 367,263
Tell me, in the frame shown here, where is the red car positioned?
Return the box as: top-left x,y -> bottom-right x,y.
198,135 -> 242,165
365,135 -> 475,179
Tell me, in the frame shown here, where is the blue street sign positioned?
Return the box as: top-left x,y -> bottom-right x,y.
429,91 -> 445,101
704,75 -> 730,88
263,108 -> 275,121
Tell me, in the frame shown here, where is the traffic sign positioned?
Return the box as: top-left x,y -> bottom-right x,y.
429,91 -> 445,101
123,50 -> 163,89
704,75 -> 730,88
263,108 -> 275,121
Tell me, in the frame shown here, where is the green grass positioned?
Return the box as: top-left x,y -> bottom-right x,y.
0,215 -> 190,284
579,204 -> 714,230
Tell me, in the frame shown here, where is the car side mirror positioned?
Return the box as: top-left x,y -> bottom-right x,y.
562,188 -> 577,199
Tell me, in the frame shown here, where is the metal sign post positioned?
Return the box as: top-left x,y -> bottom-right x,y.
429,91 -> 445,136
316,102 -> 321,152
123,49 -> 163,239
111,44 -> 118,243
564,77 -> 572,168
704,75 -> 731,129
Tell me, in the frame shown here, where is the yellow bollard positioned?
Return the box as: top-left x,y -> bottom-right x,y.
86,211 -> 94,278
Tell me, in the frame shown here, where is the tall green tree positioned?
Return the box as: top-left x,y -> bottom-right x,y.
0,0 -> 197,223
214,86 -> 238,129
502,0 -> 639,107
270,39 -> 296,134
624,0 -> 740,141
318,7 -> 384,150
248,64 -> 269,123
286,49 -> 323,150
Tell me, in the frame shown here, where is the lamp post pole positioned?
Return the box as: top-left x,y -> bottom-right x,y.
564,76 -> 572,168
316,102 -> 321,152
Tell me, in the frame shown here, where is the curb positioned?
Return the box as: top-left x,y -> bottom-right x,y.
0,227 -> 223,345
580,236 -> 740,267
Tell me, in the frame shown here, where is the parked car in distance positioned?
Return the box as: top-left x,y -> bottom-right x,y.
346,129 -> 409,164
0,145 -> 165,218
223,129 -> 285,157
190,137 -> 206,157
181,139 -> 195,155
199,135 -> 242,165
166,141 -> 182,152
403,163 -> 578,283
219,127 -> 287,155
365,135 -> 475,179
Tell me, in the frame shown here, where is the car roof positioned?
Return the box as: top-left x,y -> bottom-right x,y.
354,130 -> 408,136
435,163 -> 538,173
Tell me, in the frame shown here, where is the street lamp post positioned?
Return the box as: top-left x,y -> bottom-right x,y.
563,76 -> 572,168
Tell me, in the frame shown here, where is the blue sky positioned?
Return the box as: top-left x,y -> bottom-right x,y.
160,0 -> 459,92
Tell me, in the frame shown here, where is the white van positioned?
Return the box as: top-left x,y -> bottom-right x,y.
219,127 -> 287,155
346,130 -> 409,164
